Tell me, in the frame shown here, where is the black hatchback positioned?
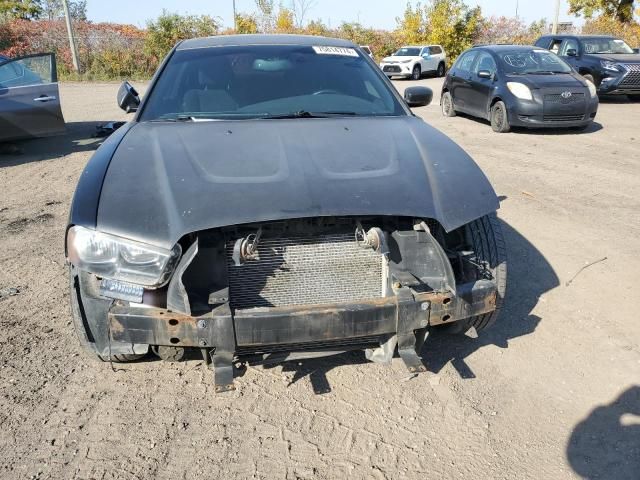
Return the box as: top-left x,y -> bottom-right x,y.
441,45 -> 599,132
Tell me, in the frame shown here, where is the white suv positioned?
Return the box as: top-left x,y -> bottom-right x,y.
380,45 -> 447,80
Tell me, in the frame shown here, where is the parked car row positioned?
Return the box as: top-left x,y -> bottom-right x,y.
439,34 -> 640,132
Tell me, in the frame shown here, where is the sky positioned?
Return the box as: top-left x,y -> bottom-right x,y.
86,0 -> 580,30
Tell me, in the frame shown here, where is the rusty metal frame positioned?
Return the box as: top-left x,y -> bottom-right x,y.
108,279 -> 496,391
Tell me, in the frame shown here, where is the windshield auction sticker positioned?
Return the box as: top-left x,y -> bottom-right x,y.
312,46 -> 359,57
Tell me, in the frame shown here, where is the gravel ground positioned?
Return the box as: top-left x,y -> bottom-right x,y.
0,78 -> 639,480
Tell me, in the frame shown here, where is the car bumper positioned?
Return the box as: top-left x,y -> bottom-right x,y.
108,280 -> 496,350
380,64 -> 413,77
597,67 -> 640,95
507,95 -> 599,128
72,267 -> 497,391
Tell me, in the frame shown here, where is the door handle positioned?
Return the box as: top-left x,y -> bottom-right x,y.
33,95 -> 56,102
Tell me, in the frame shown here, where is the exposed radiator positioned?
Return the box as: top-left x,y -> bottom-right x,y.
226,232 -> 384,309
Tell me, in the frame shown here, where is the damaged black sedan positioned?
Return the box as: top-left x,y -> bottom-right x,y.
66,35 -> 506,392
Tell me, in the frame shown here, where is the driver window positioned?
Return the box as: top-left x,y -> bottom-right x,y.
455,52 -> 477,73
0,55 -> 50,88
549,39 -> 562,54
560,39 -> 578,56
473,52 -> 496,75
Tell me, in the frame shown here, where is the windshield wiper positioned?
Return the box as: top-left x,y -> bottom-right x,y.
261,110 -> 359,119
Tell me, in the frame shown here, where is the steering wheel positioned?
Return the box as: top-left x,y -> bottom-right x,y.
312,89 -> 340,96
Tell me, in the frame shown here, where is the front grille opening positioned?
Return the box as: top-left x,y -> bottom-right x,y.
184,216 -> 445,312
225,223 -> 385,309
543,114 -> 584,122
621,65 -> 640,87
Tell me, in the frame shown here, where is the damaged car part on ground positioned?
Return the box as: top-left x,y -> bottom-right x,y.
66,35 -> 506,392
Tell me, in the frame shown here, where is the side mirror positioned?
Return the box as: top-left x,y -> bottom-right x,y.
566,48 -> 577,57
478,70 -> 493,79
117,81 -> 140,113
404,86 -> 433,107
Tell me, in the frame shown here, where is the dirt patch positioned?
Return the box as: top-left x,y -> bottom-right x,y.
4,213 -> 55,234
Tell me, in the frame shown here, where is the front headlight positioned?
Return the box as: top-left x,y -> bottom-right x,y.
600,60 -> 620,72
67,226 -> 181,287
506,82 -> 533,100
586,79 -> 597,97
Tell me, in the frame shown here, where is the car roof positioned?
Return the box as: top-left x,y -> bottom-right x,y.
538,34 -> 618,39
473,44 -> 539,52
177,34 -> 355,50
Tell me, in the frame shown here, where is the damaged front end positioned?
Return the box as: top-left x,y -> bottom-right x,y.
68,216 -> 499,392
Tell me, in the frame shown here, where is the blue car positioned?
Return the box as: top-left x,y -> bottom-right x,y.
441,45 -> 599,132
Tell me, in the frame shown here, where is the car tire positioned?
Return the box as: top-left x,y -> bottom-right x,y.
490,101 -> 511,133
411,65 -> 421,80
69,266 -> 146,363
439,213 -> 507,334
441,91 -> 456,117
437,62 -> 446,77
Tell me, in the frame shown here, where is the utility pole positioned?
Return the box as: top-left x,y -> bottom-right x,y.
62,0 -> 80,72
515,0 -> 519,18
552,0 -> 561,34
233,0 -> 237,31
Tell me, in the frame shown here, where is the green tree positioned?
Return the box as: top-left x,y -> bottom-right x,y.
305,19 -> 329,36
395,2 -> 427,44
144,11 -> 220,62
0,0 -> 42,19
424,0 -> 482,60
568,0 -> 636,23
235,13 -> 258,33
275,7 -> 295,33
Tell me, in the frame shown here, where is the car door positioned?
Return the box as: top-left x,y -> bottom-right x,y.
421,47 -> 437,72
449,51 -> 478,113
558,38 -> 580,69
0,53 -> 65,142
466,51 -> 497,118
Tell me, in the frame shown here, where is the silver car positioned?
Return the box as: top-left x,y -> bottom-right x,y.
0,53 -> 65,142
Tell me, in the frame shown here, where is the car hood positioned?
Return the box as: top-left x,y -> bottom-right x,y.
506,72 -> 587,89
382,56 -> 419,63
584,53 -> 640,63
96,117 -> 498,249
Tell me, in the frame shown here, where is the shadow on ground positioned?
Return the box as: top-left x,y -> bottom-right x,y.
567,386 -> 640,480
0,121 -> 109,168
258,218 -> 560,393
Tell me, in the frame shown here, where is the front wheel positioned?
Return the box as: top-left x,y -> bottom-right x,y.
411,65 -> 421,80
439,213 -> 507,334
491,101 -> 511,133
441,91 -> 456,117
437,62 -> 446,77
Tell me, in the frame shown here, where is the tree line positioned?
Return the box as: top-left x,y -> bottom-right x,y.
1,0 -> 638,80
